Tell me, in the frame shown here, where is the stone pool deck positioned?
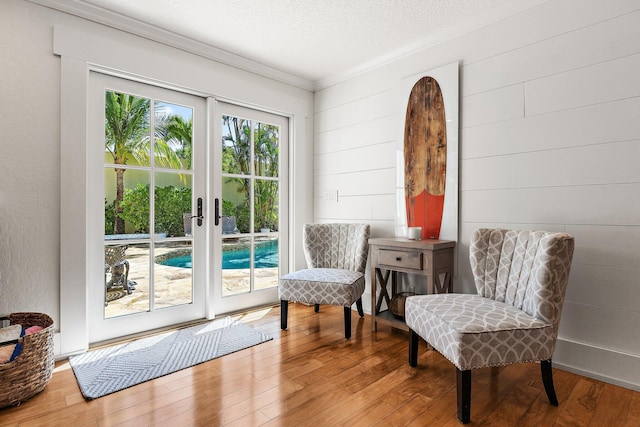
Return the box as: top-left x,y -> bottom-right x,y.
105,246 -> 278,318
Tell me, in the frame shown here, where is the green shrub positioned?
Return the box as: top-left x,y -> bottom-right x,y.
119,183 -> 151,233
234,202 -> 251,233
118,184 -> 192,236
221,199 -> 235,217
105,199 -> 116,234
155,186 -> 192,236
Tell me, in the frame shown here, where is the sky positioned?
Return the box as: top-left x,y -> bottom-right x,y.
156,101 -> 192,120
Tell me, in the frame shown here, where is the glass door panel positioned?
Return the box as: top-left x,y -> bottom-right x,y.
213,103 -> 288,314
254,121 -> 279,178
154,172 -> 192,239
103,96 -> 196,319
254,237 -> 279,291
154,240 -> 193,309
91,72 -> 205,343
104,242 -> 150,318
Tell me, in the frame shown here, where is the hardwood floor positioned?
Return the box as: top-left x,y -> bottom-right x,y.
1,304 -> 639,426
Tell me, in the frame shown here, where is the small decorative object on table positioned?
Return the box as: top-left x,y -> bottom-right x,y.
407,227 -> 422,240
0,312 -> 54,408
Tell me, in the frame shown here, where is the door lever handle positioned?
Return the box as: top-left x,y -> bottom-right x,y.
214,198 -> 221,226
191,197 -> 204,226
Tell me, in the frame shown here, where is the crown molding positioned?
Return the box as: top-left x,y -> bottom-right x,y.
29,0 -> 548,93
28,0 -> 315,92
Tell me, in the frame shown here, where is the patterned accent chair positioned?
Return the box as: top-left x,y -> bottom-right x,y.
405,228 -> 575,424
279,223 -> 370,339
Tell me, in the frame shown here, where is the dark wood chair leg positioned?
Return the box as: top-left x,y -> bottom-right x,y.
344,306 -> 351,339
409,328 -> 419,367
541,359 -> 559,406
457,368 -> 471,424
280,300 -> 288,330
356,298 -> 364,317
314,303 -> 320,313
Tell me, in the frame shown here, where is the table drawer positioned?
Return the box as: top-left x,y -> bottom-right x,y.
378,249 -> 423,270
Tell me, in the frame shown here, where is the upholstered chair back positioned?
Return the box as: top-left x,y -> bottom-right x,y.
469,228 -> 575,341
303,223 -> 370,273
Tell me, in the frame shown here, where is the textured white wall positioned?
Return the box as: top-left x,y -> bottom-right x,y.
314,0 -> 640,389
0,1 -> 62,324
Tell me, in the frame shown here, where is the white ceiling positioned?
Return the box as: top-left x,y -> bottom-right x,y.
37,0 -> 542,89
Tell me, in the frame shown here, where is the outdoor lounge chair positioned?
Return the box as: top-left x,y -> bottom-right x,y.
104,245 -> 134,305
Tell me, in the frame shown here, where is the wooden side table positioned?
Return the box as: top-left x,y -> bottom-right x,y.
369,237 -> 455,331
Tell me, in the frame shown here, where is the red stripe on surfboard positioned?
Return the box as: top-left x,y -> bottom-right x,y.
405,191 -> 444,240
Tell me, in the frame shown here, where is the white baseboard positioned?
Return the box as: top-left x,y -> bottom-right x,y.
53,332 -> 87,361
553,338 -> 640,392
53,332 -> 61,358
361,292 -> 373,315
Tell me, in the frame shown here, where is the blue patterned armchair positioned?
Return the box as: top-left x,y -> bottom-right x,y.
279,223 -> 370,339
405,228 -> 575,423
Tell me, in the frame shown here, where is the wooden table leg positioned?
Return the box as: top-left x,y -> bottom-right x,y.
375,269 -> 391,314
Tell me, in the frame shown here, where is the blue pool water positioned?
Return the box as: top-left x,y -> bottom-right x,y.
160,240 -> 278,269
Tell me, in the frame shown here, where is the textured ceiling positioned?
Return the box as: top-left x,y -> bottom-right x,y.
64,0 -> 525,85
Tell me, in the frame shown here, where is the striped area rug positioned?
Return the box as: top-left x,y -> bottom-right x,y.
69,317 -> 272,399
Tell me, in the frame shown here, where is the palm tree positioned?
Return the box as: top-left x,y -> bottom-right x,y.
222,116 -> 251,174
163,115 -> 193,169
254,123 -> 279,231
104,92 -> 183,234
222,116 -> 279,232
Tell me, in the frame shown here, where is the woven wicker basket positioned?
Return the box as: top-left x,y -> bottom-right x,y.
0,312 -> 54,408
389,292 -> 417,319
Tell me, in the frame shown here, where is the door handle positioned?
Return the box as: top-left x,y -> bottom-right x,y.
214,198 -> 221,226
191,197 -> 204,226
196,197 -> 203,226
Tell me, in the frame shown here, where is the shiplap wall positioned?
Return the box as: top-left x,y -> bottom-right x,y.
314,0 -> 640,389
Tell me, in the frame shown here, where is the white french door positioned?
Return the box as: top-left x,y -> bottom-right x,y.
211,102 -> 289,314
88,72 -> 206,343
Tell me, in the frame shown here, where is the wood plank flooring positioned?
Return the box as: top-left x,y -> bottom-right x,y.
1,304 -> 639,426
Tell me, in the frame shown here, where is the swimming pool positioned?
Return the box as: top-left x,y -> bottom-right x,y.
159,240 -> 278,269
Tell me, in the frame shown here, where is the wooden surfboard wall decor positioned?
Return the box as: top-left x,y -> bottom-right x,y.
404,76 -> 447,240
